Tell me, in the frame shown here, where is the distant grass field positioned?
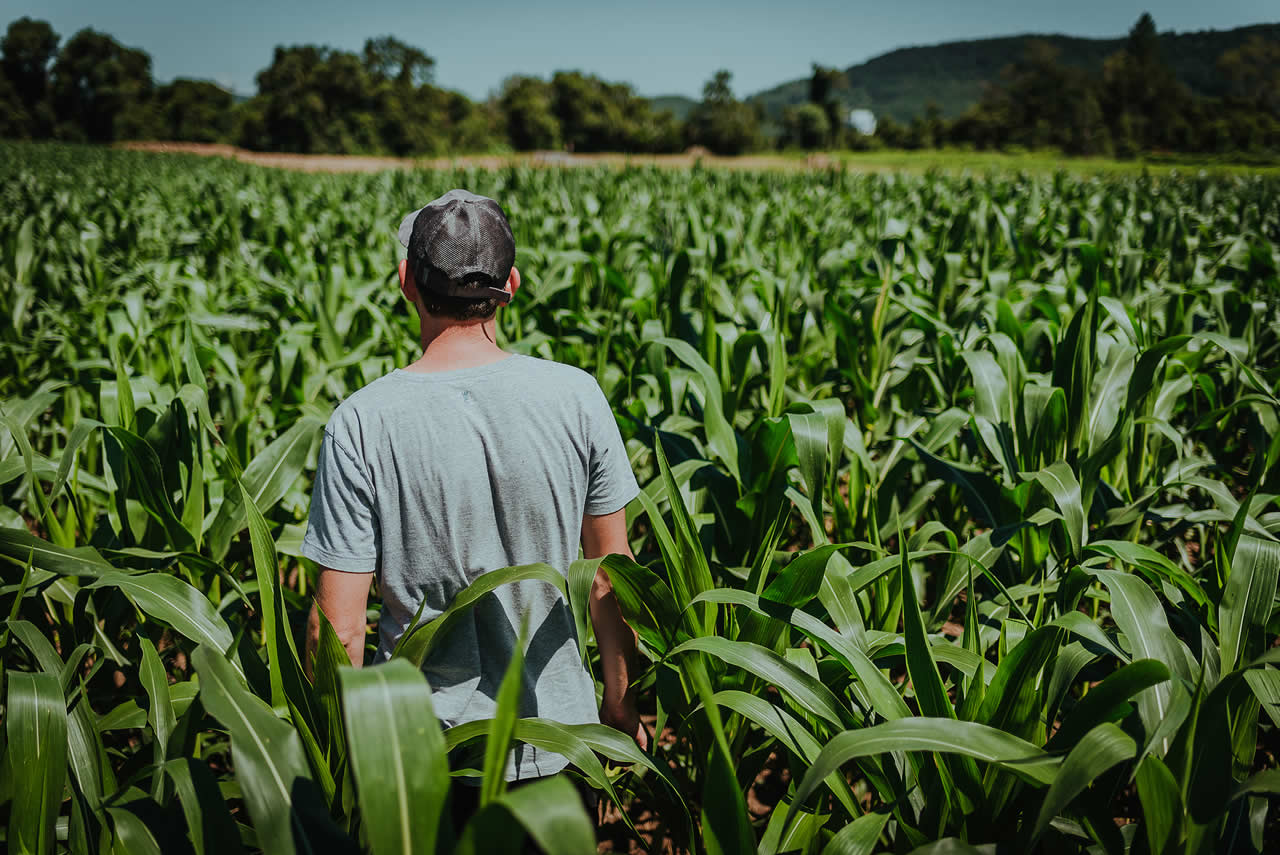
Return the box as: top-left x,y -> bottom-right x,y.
115,140 -> 1280,176
796,148 -> 1280,176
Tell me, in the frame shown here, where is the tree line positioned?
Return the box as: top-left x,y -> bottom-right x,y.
876,15 -> 1280,158
1,13 -> 1276,158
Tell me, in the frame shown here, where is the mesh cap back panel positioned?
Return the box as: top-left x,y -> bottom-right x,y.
402,189 -> 516,301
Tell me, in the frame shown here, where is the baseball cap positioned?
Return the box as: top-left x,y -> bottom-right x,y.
397,189 -> 516,304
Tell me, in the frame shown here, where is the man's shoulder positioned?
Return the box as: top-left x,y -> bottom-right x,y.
323,372 -> 406,438
322,357 -> 603,432
511,354 -> 599,390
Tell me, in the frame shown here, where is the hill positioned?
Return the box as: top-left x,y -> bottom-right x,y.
747,23 -> 1280,122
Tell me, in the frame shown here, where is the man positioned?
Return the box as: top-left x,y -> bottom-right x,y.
300,189 -> 648,825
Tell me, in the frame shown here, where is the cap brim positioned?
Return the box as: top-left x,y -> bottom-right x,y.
397,207 -> 425,247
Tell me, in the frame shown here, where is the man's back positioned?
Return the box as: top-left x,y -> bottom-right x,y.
301,353 -> 638,779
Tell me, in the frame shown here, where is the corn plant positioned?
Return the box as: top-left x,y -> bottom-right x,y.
0,143 -> 1277,854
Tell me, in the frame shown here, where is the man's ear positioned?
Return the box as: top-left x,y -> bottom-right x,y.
399,259 -> 417,303
506,265 -> 521,299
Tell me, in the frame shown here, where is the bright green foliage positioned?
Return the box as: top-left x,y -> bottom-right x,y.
0,142 -> 1278,854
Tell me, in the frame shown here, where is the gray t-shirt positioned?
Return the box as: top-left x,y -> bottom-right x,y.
301,354 -> 639,780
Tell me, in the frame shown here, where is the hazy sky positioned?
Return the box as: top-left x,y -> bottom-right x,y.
3,1 -> 1275,100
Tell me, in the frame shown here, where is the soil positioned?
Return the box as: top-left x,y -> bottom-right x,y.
117,142 -> 879,175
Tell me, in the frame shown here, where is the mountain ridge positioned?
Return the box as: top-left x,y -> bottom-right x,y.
648,22 -> 1279,124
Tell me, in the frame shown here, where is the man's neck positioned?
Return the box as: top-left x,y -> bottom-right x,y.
405,317 -> 508,374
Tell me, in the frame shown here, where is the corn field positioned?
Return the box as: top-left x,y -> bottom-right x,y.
1,143 -> 1279,855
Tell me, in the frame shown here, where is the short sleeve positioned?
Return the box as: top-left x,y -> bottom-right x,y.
301,430 -> 379,572
584,383 -> 640,516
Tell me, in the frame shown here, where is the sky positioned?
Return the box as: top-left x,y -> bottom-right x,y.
3,1 -> 1276,101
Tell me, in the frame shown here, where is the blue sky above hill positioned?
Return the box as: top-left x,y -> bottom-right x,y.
3,0 -> 1276,99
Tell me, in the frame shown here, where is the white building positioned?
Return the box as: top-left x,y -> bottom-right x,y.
849,109 -> 877,135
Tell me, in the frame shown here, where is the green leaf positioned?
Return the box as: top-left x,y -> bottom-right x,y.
46,417 -> 105,507
898,539 -> 952,719
962,349 -> 1010,424
787,410 -> 829,533
652,337 -> 739,481
113,347 -> 137,431
310,606 -> 350,759
89,572 -> 233,654
670,635 -> 848,729
106,805 -> 163,855
192,645 -> 343,855
653,435 -> 717,634
595,553 -> 682,655
138,637 -> 175,791
392,563 -> 566,665
1032,461 -> 1086,559
1030,722 -> 1135,847
455,776 -> 596,855
974,625 -> 1061,740
1086,569 -> 1187,753
8,621 -> 115,807
209,415 -> 324,558
493,776 -> 599,855
482,614 -> 528,805
444,717 -> 690,839
340,660 -> 450,855
789,717 -> 1060,826
1219,534 -> 1280,672
0,527 -> 114,579
1085,344 -> 1136,457
163,757 -> 245,855
566,556 -> 599,668
1049,659 -> 1170,750
444,716 -> 652,844
710,690 -> 861,817
909,439 -> 1004,528
761,543 -> 840,608
822,811 -> 889,855
239,481 -> 311,719
105,426 -> 196,550
907,839 -> 996,854
701,733 -> 756,855
695,588 -> 909,720
1135,754 -> 1181,855
5,671 -> 67,855
1087,540 -> 1208,610
1051,287 -> 1097,451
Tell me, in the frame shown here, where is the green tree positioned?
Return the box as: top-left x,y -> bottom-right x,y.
0,69 -> 31,138
1,16 -> 58,135
362,36 -> 434,86
958,40 -> 1109,155
499,75 -> 560,150
245,45 -> 381,153
360,37 -> 459,156
551,70 -> 624,151
686,70 -> 761,155
781,103 -> 830,149
807,64 -> 846,147
1102,13 -> 1191,152
154,79 -> 233,142
874,114 -> 908,148
1218,36 -> 1280,117
545,70 -> 679,153
50,28 -> 154,142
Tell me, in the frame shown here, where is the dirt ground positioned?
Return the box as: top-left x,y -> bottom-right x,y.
118,141 -> 852,174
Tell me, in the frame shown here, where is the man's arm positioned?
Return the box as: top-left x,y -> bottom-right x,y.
581,508 -> 649,751
305,567 -> 375,680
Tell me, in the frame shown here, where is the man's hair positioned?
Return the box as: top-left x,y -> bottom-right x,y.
420,291 -> 502,321
414,267 -> 504,320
